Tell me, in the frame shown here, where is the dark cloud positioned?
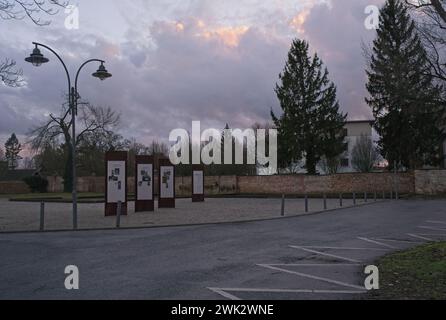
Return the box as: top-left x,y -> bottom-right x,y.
0,0 -> 385,148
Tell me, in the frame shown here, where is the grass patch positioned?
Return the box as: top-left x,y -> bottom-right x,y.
369,242 -> 446,300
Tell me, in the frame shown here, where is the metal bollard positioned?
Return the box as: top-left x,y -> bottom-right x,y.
382,190 -> 385,200
323,193 -> 327,210
374,192 -> 377,202
40,201 -> 45,232
353,192 -> 356,205
281,194 -> 285,216
116,201 -> 122,228
305,195 -> 309,213
339,193 -> 343,207
364,192 -> 368,203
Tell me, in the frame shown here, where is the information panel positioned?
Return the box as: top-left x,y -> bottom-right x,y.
135,155 -> 154,212
192,164 -> 205,202
158,158 -> 175,208
105,151 -> 128,216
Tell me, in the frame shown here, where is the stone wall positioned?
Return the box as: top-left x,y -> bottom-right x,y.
0,181 -> 31,194
3,170 -> 446,195
237,172 -> 414,195
414,170 -> 446,195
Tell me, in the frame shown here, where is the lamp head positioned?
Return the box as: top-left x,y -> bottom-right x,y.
25,45 -> 49,67
92,62 -> 112,81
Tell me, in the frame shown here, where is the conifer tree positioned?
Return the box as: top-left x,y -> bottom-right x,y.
272,39 -> 347,174
366,0 -> 445,169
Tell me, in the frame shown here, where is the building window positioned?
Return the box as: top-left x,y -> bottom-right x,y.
342,128 -> 348,137
341,158 -> 349,167
343,142 -> 349,152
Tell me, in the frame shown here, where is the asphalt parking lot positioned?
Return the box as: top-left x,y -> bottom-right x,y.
0,199 -> 445,299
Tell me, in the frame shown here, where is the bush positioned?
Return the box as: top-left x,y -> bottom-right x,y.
23,175 -> 49,193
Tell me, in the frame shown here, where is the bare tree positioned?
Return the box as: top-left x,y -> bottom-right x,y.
0,0 -> 69,87
28,100 -> 120,191
0,58 -> 24,87
0,0 -> 68,25
351,135 -> 379,173
405,1 -> 446,83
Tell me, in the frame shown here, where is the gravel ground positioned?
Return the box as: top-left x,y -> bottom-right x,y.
0,197 -> 375,232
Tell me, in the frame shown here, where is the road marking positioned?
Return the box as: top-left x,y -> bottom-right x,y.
289,246 -> 361,263
418,226 -> 446,232
258,264 -> 365,290
415,233 -> 446,237
407,233 -> 433,241
208,287 -> 241,300
208,287 -> 365,298
426,220 -> 446,225
371,238 -> 423,244
289,246 -> 388,251
357,237 -> 396,249
266,263 -> 363,267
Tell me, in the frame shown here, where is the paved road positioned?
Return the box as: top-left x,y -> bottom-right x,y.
0,199 -> 445,300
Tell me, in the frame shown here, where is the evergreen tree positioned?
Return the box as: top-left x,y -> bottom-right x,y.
4,133 -> 22,170
272,39 -> 347,175
366,0 -> 445,169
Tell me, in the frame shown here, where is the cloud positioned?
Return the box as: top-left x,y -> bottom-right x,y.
0,0 -> 385,149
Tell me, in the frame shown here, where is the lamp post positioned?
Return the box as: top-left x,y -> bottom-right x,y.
26,42 -> 112,230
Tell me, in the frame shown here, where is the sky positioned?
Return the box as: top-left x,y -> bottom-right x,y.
0,0 -> 384,152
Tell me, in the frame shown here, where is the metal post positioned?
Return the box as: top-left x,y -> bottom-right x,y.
339,193 -> 343,207
323,193 -> 327,210
116,201 -> 122,228
281,194 -> 285,217
374,192 -> 377,202
382,190 -> 385,200
353,192 -> 356,205
40,201 -> 45,231
364,192 -> 368,203
71,87 -> 78,230
305,194 -> 308,213
390,189 -> 393,200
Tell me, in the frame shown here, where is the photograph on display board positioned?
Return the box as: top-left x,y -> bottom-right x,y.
107,161 -> 126,203
160,166 -> 174,198
137,164 -> 153,200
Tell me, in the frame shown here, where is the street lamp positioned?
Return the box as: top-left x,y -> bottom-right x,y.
26,42 -> 112,230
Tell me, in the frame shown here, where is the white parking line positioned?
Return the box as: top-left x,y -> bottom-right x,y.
258,264 -> 365,290
208,287 -> 242,300
208,287 -> 365,299
266,263 -> 363,267
357,237 -> 396,249
426,220 -> 446,225
418,226 -> 446,232
289,246 -> 361,263
408,233 -> 433,241
371,238 -> 423,244
289,246 -> 388,251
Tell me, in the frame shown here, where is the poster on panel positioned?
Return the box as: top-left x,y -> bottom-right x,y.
193,170 -> 204,195
160,166 -> 174,198
107,161 -> 126,203
137,163 -> 153,200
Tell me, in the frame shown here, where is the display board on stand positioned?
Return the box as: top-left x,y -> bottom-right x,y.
192,164 -> 205,202
105,151 -> 128,216
135,155 -> 154,212
158,158 -> 175,208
